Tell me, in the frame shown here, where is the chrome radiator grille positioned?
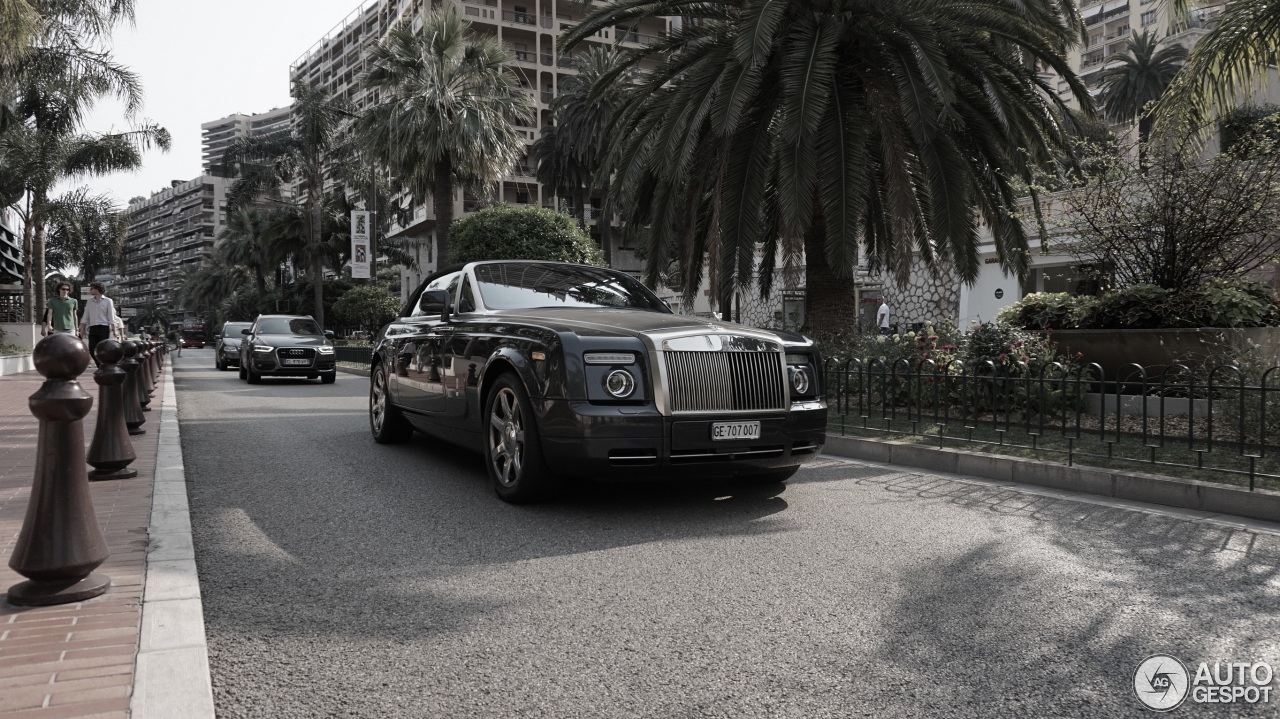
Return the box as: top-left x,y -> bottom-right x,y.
663,350 -> 787,413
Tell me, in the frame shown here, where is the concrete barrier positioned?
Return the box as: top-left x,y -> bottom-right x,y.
823,434 -> 1280,523
0,353 -> 34,377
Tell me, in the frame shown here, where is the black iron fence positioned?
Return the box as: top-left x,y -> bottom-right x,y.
823,359 -> 1280,491
334,345 -> 371,370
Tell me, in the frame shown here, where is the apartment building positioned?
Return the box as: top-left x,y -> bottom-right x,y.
119,176 -> 230,312
290,0 -> 670,300
200,105 -> 293,176
0,206 -> 22,323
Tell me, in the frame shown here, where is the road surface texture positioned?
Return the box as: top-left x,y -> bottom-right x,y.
173,350 -> 1280,718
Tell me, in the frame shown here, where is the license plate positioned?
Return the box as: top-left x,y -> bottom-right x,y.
711,421 -> 761,441
282,358 -> 310,366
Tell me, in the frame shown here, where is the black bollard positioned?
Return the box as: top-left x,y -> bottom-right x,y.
147,341 -> 160,386
7,333 -> 112,606
86,340 -> 137,481
137,343 -> 154,411
120,341 -> 146,435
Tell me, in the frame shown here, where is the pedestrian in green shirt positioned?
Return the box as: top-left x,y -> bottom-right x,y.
42,282 -> 80,336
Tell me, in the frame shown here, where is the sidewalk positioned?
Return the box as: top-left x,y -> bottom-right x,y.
0,354 -> 212,718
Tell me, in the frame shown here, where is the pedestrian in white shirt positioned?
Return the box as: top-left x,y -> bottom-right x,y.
79,282 -> 116,367
877,301 -> 891,336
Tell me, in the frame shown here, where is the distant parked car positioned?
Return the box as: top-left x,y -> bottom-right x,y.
214,322 -> 251,371
238,315 -> 337,384
347,330 -> 371,341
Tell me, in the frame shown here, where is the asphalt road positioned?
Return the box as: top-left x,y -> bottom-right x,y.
173,349 -> 1280,718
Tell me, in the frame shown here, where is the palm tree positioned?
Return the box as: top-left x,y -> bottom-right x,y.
358,6 -> 533,268
43,187 -> 126,293
1,0 -> 166,322
1159,0 -> 1280,131
531,46 -> 634,265
562,0 -> 1088,332
217,207 -> 275,296
1097,30 -> 1187,147
222,82 -> 345,329
0,0 -> 38,67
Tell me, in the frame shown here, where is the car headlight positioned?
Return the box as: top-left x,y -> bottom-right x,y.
317,346 -> 334,355
604,369 -> 636,398
252,344 -> 274,353
789,366 -> 811,394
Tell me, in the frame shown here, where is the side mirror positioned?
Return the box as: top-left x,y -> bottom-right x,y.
240,328 -> 251,335
324,330 -> 335,339
418,289 -> 451,321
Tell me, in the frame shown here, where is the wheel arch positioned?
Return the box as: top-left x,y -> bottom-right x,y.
478,347 -> 538,427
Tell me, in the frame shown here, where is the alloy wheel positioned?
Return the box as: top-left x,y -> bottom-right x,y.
488,387 -> 525,487
371,368 -> 387,435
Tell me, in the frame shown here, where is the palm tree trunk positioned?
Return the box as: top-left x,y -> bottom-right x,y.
310,198 -> 325,330
599,178 -> 612,266
255,268 -> 266,297
20,210 -> 33,324
32,189 -> 47,327
433,157 -> 454,268
802,207 -> 858,335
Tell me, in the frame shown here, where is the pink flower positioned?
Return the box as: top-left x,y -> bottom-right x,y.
998,353 -> 1008,362
1019,355 -> 1029,363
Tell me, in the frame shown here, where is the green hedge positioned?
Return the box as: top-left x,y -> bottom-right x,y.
450,204 -> 603,266
997,279 -> 1280,330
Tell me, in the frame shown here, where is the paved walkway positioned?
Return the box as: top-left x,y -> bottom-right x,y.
0,351 -> 212,718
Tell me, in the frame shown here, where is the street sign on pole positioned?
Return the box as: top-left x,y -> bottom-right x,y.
350,211 -> 371,279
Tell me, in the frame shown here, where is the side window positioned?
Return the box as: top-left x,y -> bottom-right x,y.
412,272 -> 460,317
457,276 -> 477,314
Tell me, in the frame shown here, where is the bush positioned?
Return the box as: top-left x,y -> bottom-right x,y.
449,205 -> 603,266
333,284 -> 401,332
995,292 -> 1097,330
1078,284 -> 1172,329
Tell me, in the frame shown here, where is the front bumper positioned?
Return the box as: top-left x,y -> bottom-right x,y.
537,399 -> 827,479
220,345 -> 241,366
249,352 -> 336,376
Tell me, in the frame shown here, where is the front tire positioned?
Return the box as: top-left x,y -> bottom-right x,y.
321,373 -> 336,384
739,467 -> 799,485
369,363 -> 412,443
247,366 -> 261,384
484,373 -> 559,504
238,364 -> 247,380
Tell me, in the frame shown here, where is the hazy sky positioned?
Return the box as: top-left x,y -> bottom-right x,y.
74,0 -> 375,206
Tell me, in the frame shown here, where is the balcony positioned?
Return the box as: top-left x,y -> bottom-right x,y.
502,9 -> 535,26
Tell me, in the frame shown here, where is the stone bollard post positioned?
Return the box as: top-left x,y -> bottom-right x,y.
148,341 -> 160,384
86,340 -> 138,481
120,341 -> 146,436
6,333 -> 112,606
137,343 -> 154,412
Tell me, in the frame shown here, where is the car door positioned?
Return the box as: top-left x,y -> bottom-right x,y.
391,271 -> 458,414
441,273 -> 484,421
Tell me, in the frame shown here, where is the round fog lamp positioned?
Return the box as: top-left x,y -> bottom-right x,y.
790,366 -> 810,394
605,369 -> 636,398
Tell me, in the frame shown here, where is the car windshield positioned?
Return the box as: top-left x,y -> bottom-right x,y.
222,324 -> 249,338
473,263 -> 668,312
256,318 -> 322,335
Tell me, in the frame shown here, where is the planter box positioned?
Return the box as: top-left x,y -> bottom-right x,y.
0,353 -> 34,377
1049,328 -> 1280,380
0,323 -> 40,352
1083,393 -> 1208,417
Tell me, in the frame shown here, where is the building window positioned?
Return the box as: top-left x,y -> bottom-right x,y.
1141,10 -> 1157,26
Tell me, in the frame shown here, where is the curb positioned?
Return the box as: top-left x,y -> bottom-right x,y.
823,434 -> 1280,524
130,359 -> 216,718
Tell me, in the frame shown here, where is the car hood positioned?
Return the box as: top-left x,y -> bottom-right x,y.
487,307 -> 800,344
253,334 -> 331,348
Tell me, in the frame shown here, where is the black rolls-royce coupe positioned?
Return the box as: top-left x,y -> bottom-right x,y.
369,261 -> 827,503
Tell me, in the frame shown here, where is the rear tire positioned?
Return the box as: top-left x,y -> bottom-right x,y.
369,363 -> 412,443
484,373 -> 560,504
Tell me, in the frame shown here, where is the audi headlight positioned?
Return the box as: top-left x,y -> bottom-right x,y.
252,344 -> 274,353
789,366 -> 811,394
317,346 -> 334,355
604,369 -> 636,398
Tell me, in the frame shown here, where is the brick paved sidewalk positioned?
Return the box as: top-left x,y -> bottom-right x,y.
0,361 -> 162,718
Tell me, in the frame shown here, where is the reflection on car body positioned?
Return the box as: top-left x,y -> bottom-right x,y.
368,260 -> 827,504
